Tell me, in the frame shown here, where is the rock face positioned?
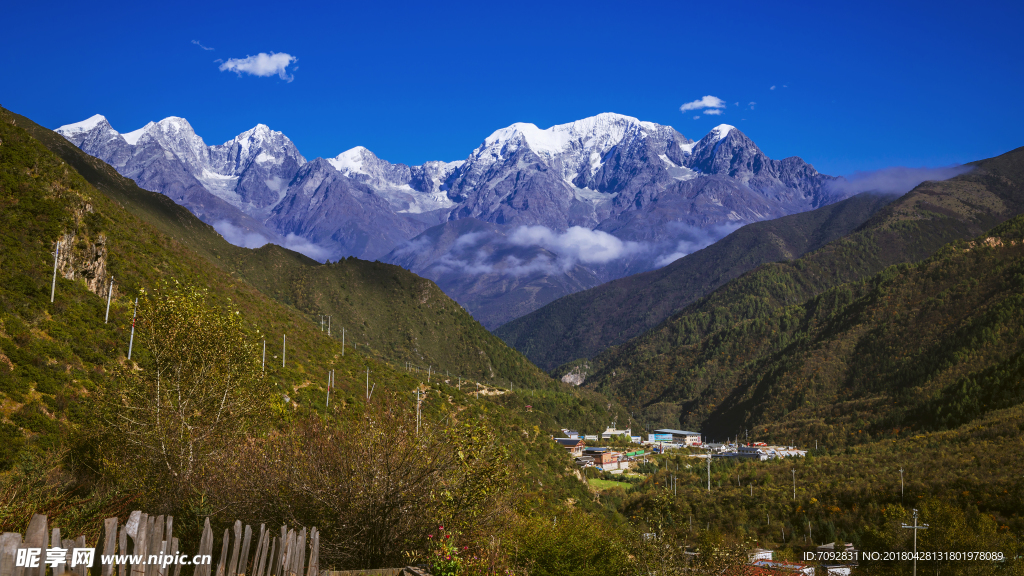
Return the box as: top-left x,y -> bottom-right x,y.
52,203 -> 113,299
56,112 -> 849,326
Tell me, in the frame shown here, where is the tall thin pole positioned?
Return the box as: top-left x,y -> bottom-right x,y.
282,334 -> 286,368
127,298 -> 138,359
50,243 -> 60,303
900,468 -> 905,503
428,366 -> 431,383
415,389 -> 422,435
342,328 -> 345,356
706,451 -> 711,491
792,469 -> 796,500
262,339 -> 266,371
326,370 -> 332,408
366,368 -> 370,399
104,276 -> 114,323
902,508 -> 929,576
320,315 -> 323,332
328,316 -> 331,336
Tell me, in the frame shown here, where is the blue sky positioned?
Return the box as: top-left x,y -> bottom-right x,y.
2,0 -> 1021,176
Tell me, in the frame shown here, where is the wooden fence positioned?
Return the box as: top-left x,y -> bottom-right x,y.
0,513 -> 318,576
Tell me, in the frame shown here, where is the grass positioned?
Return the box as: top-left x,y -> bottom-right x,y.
588,478 -> 632,490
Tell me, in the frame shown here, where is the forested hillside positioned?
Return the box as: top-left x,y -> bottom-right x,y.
582,146 -> 1024,431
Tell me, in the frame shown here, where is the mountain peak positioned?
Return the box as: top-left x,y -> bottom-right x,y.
710,124 -> 735,142
480,112 -> 665,159
328,146 -> 377,175
56,114 -> 111,135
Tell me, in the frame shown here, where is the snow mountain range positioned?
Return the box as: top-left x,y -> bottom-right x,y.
56,112 -> 849,327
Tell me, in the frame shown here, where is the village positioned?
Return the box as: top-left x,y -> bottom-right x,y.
552,427 -> 857,575
555,426 -> 808,472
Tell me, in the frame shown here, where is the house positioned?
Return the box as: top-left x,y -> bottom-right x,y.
575,455 -> 594,467
561,429 -> 580,439
653,429 -> 702,445
738,445 -> 771,461
555,437 -> 585,457
601,426 -> 632,439
584,434 -> 599,441
748,548 -> 773,562
583,447 -> 626,470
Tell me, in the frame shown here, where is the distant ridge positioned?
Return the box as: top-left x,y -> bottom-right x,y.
495,191 -> 895,371
56,112 -> 851,326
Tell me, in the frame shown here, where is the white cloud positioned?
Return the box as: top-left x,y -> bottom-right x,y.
654,222 -> 743,267
703,109 -> 723,116
508,226 -> 644,268
282,233 -> 332,261
213,221 -> 331,261
770,85 -> 776,90
219,52 -> 297,82
679,95 -> 726,113
825,166 -> 971,196
213,221 -> 269,249
191,40 -> 214,51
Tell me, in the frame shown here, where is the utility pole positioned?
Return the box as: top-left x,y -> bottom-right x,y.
792,469 -> 797,500
902,508 -> 929,576
282,334 -> 286,367
326,370 -> 332,407
320,315 -> 323,332
262,339 -> 266,371
900,468 -> 905,503
428,366 -> 431,383
50,243 -> 60,303
706,450 -> 712,491
127,298 -> 138,359
104,276 -> 114,323
366,368 -> 370,399
415,388 -> 424,435
342,327 -> 345,355
328,315 -> 331,336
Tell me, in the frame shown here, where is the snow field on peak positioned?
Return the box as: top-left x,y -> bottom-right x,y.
56,114 -> 109,134
710,124 -> 735,142
121,122 -> 155,145
328,146 -> 371,174
481,112 -> 652,159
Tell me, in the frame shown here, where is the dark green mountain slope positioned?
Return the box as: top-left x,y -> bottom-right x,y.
685,216 -> 1024,444
8,108 -> 547,387
584,146 -> 1024,431
495,192 -> 893,371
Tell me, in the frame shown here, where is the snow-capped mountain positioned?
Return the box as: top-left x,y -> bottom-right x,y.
56,112 -> 850,326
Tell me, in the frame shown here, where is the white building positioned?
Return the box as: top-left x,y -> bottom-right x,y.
653,429 -> 702,445
601,426 -> 632,439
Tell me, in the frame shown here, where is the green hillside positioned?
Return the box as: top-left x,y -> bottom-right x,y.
496,192 -> 893,371
582,146 -> 1024,430
8,108 -> 551,388
0,106 -> 633,464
